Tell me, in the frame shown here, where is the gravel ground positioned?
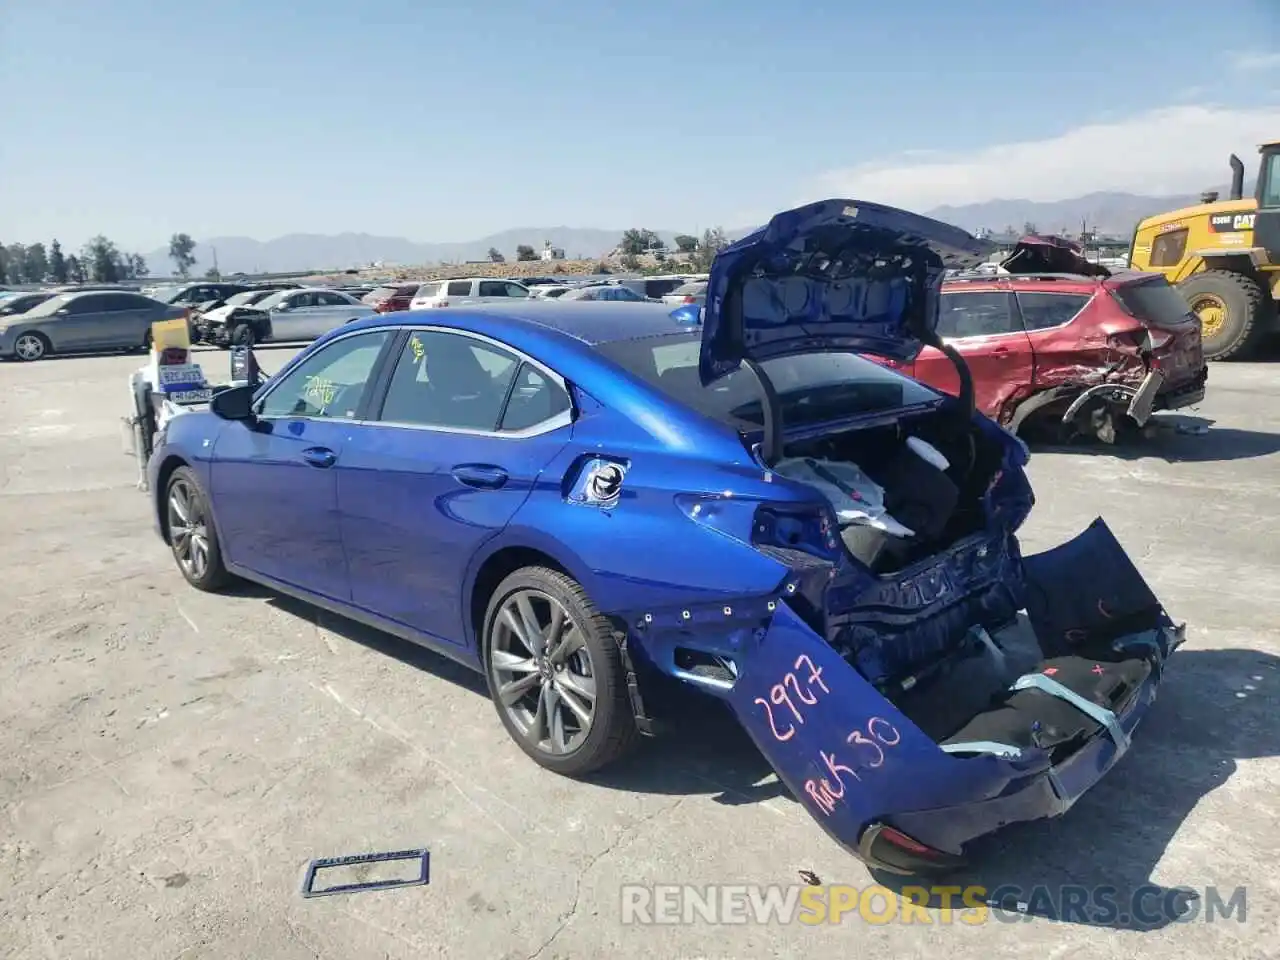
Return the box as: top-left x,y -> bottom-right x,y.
1,345 -> 1276,960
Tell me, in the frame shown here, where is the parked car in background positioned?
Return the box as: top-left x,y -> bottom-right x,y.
529,285 -> 573,299
148,282 -> 255,307
886,237 -> 1207,443
0,291 -> 55,318
0,290 -> 185,361
661,280 -> 708,308
408,278 -> 530,309
363,282 -> 422,313
227,288 -> 377,344
608,275 -> 694,301
557,284 -> 649,302
193,289 -> 286,346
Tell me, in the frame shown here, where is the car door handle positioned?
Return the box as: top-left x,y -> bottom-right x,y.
991,346 -> 1012,355
452,464 -> 509,489
301,446 -> 337,468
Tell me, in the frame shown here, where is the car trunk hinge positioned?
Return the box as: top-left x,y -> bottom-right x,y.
744,357 -> 785,468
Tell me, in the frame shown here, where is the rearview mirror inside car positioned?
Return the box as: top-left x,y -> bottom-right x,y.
210,383 -> 257,421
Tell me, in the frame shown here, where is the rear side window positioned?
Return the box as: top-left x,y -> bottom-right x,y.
1016,292 -> 1090,330
1112,278 -> 1194,326
447,281 -> 471,297
644,279 -> 682,298
378,330 -> 520,430
500,363 -> 571,431
936,292 -> 1019,337
1149,229 -> 1188,267
673,282 -> 706,295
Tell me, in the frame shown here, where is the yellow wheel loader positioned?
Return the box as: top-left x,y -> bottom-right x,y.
1129,141 -> 1280,360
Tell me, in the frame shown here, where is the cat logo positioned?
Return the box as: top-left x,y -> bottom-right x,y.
1209,212 -> 1256,232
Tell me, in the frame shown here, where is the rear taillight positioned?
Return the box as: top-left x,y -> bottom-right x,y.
433,300 -> 449,308
682,295 -> 696,304
375,301 -> 391,313
753,506 -> 841,561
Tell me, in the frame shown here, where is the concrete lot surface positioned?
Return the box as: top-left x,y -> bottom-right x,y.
1,345 -> 1277,959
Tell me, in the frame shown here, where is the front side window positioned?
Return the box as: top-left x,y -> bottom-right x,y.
447,281 -> 472,297
378,330 -> 520,430
316,292 -> 350,306
478,281 -> 509,297
257,331 -> 390,419
504,283 -> 529,298
936,291 -> 1019,337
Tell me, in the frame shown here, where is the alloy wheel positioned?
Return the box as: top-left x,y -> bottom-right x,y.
167,477 -> 211,580
14,334 -> 45,361
489,588 -> 597,756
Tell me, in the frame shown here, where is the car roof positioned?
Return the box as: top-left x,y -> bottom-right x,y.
344,300 -> 689,346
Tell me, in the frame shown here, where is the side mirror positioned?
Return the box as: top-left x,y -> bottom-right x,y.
210,383 -> 257,421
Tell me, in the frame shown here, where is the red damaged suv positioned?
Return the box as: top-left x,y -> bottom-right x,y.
362,282 -> 422,314
891,236 -> 1208,443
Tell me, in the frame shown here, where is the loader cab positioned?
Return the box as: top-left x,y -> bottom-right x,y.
1255,141 -> 1280,261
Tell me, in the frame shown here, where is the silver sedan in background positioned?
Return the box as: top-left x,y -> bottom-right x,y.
250,288 -> 377,343
0,290 -> 186,361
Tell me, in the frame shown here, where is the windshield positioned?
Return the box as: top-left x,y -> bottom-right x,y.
595,333 -> 941,429
226,290 -> 269,306
255,290 -> 293,310
148,286 -> 184,303
23,294 -> 75,318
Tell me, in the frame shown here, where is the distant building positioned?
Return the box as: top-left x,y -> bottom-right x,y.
540,241 -> 566,261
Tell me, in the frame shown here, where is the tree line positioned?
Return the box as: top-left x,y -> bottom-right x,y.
618,227 -> 728,271
0,232 -> 203,285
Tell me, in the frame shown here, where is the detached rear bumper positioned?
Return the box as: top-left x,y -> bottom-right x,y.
718,518 -> 1181,873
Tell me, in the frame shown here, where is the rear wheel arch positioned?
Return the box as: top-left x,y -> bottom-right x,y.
154,455 -> 190,542
468,543 -> 577,652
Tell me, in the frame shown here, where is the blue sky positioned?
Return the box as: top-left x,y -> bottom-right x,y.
2,0 -> 1279,250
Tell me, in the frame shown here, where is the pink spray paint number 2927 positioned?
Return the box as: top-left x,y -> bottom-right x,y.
752,654 -> 830,742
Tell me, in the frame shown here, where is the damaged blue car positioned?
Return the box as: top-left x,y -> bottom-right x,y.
149,198 -> 1184,873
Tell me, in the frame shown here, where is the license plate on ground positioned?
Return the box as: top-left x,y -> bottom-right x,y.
169,388 -> 213,404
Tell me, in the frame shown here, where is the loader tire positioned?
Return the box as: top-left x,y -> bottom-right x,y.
1178,270 -> 1269,361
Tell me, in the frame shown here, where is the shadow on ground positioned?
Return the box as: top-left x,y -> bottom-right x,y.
238,576 -> 1276,932
589,648 -> 1279,932
1032,414 -> 1280,463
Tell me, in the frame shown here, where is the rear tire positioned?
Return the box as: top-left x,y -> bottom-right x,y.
482,566 -> 639,777
1178,270 -> 1269,361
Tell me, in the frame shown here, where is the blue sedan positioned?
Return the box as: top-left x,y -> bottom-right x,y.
147,199 -> 1183,873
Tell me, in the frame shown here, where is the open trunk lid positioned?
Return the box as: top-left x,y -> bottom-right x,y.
698,199 -> 994,383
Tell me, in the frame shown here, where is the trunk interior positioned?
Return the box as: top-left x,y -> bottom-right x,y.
781,405 -> 1007,575
778,409 -> 1166,758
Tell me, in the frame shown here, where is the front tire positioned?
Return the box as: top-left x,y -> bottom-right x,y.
165,466 -> 231,592
1178,270 -> 1269,361
482,566 -> 638,776
230,324 -> 256,347
13,332 -> 49,362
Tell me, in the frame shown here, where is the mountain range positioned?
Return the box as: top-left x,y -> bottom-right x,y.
142,184 -> 1257,276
